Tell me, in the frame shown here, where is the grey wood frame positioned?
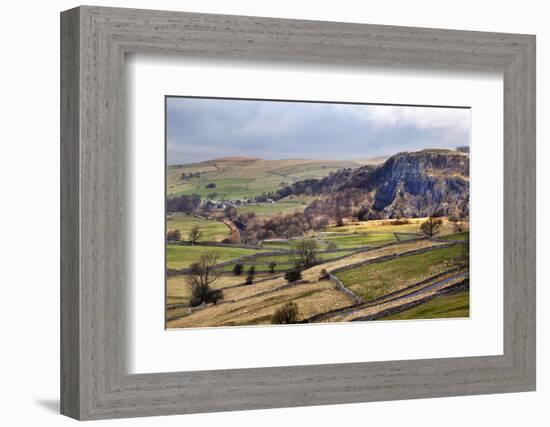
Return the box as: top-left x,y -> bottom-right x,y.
60,5 -> 536,421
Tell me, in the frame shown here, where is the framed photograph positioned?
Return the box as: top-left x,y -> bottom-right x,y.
61,6 -> 536,420
164,96 -> 472,329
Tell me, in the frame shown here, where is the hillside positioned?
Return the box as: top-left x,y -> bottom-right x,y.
283,149 -> 470,219
167,157 -> 361,199
165,150 -> 470,328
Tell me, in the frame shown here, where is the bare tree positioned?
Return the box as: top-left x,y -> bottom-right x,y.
187,254 -> 222,306
420,216 -> 443,238
188,225 -> 203,245
292,239 -> 318,269
449,215 -> 468,233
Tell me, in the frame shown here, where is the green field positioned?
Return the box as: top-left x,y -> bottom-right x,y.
326,221 -> 423,234
166,244 -> 267,269
325,218 -> 458,235
221,249 -> 358,272
335,244 -> 465,302
235,201 -> 308,219
323,233 -> 397,249
259,240 -> 294,250
440,231 -> 469,241
260,233 -> 399,251
166,158 -> 360,199
167,214 -> 230,241
260,239 -> 328,251
379,290 -> 470,320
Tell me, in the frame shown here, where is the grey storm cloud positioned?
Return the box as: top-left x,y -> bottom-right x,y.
166,96 -> 470,165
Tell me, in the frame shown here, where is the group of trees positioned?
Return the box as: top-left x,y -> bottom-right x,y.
235,211 -> 320,243
232,195 -> 368,242
304,193 -> 355,224
166,194 -> 201,213
232,263 -> 257,285
255,167 -> 363,204
231,197 -> 469,243
259,211 -> 312,240
254,177 -> 320,202
166,225 -> 202,244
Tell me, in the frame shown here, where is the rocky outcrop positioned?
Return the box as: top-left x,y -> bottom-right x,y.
367,149 -> 469,218
301,149 -> 470,219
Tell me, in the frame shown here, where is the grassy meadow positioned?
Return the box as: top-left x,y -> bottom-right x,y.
235,201 -> 307,219
167,214 -> 230,241
166,244 -> 268,270
335,245 -> 466,302
325,217 -> 460,235
166,158 -> 360,199
379,290 -> 470,320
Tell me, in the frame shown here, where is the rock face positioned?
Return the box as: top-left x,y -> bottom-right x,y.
366,149 -> 469,218
287,149 -> 470,219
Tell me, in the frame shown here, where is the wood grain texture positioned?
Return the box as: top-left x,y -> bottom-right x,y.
60,7 -> 80,419
60,6 -> 536,420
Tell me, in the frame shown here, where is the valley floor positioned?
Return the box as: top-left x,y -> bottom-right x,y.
165,216 -> 469,329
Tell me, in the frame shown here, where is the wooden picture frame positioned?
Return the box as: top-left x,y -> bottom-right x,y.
61,5 -> 536,420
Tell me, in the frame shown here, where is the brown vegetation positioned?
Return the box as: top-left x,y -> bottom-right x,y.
271,302 -> 299,324
166,229 -> 181,241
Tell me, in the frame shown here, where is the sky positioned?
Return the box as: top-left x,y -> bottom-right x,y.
166,96 -> 470,165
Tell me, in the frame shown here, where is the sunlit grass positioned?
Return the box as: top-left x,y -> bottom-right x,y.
379,290 -> 470,320
336,245 -> 465,302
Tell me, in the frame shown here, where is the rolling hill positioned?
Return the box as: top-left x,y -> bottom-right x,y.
166,157 -> 361,199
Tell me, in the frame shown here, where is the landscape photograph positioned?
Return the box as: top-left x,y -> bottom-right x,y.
165,96 -> 470,329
